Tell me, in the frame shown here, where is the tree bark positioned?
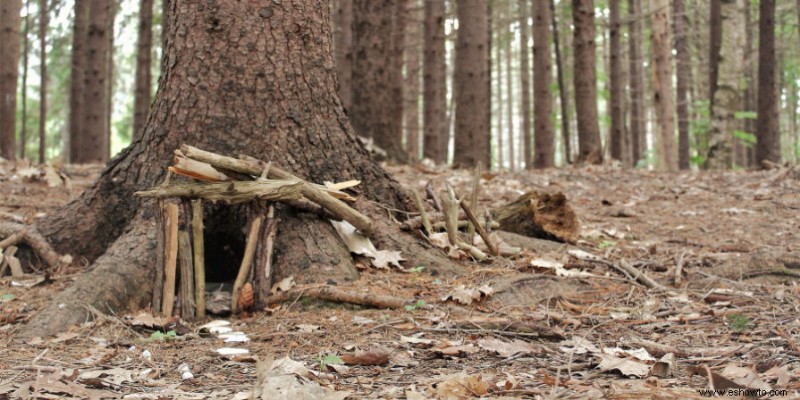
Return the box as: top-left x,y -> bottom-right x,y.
404,0 -> 422,162
532,0 -> 554,168
19,0 -> 30,159
104,4 -> 116,160
76,0 -> 111,163
332,0 -> 353,112
571,0 -> 602,164
673,0 -> 692,170
550,0 -> 571,164
755,0 -> 779,166
68,0 -> 89,162
38,0 -> 47,164
628,0 -> 646,166
26,0 -> 458,337
422,0 -> 447,164
494,4 -> 504,169
0,0 -> 22,161
608,0 -> 624,163
391,0 -> 407,162
705,0 -> 745,169
453,0 -> 490,168
133,0 -> 154,140
650,0 -> 677,171
352,0 -> 405,162
518,0 -> 532,168
504,0 -> 516,171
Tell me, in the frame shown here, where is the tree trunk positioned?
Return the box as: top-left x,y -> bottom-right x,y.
650,0 -> 677,171
68,0 -> 89,162
19,0 -> 30,159
518,0 -> 532,168
133,0 -> 154,140
494,4 -> 504,169
404,0 -> 422,163
532,0 -> 554,168
550,0 -> 571,164
673,0 -> 692,170
571,0 -> 602,164
755,0 -> 779,166
705,0 -> 745,169
0,0 -> 22,161
104,4 -> 116,160
453,0 -> 490,168
422,0 -> 447,164
352,0 -> 405,162
76,0 -> 111,163
391,0 -> 407,162
504,0 -> 516,171
332,0 -> 353,112
38,0 -> 47,164
608,0 -> 624,163
26,0 -> 459,337
628,0 -> 646,166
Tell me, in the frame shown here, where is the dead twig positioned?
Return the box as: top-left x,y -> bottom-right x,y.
268,286 -> 421,310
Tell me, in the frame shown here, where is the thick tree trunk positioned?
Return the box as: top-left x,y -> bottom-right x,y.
550,0 -> 571,164
608,0 -> 624,163
133,0 -> 154,140
38,0 -> 47,163
352,0 -> 404,162
0,0 -> 22,161
755,0 -> 779,166
68,0 -> 89,162
705,0 -> 745,169
628,0 -> 646,166
504,0 -> 516,171
27,0 -> 457,337
518,0 -> 532,168
422,0 -> 447,164
571,0 -> 602,164
532,0 -> 554,168
76,0 -> 111,163
453,0 -> 490,168
332,0 -> 353,112
650,0 -> 677,171
674,0 -> 692,170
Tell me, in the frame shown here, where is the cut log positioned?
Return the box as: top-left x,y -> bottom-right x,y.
491,191 -> 579,244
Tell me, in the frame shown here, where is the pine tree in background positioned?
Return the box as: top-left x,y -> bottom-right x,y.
628,0 -> 646,165
608,0 -> 625,163
0,0 -> 22,161
518,0 -> 532,168
650,0 -> 677,171
756,0 -> 780,166
674,0 -> 692,170
68,0 -> 89,162
422,0 -> 448,164
551,0 -> 571,164
571,0 -> 602,164
533,0 -> 554,168
38,0 -> 48,164
133,0 -> 154,140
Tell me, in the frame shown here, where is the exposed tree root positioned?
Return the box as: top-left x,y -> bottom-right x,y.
0,222 -> 62,270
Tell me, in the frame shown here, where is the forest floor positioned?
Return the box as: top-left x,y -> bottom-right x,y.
1,160 -> 800,399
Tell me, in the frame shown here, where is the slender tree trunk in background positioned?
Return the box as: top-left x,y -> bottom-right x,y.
571,0 -> 602,164
38,0 -> 47,164
504,0 -> 515,171
690,0 -> 709,159
740,0 -> 755,167
550,0 -> 571,164
423,0 -> 447,163
650,0 -> 677,171
77,0 -> 111,163
352,0 -> 405,162
68,0 -> 89,162
705,0 -> 745,169
133,0 -> 154,140
332,0 -> 353,112
105,4 -> 117,159
0,0 -> 22,161
791,85 -> 798,161
608,0 -> 624,163
453,0 -> 490,168
404,0 -> 422,162
628,0 -> 645,165
518,0 -> 532,168
673,0 -> 691,169
391,0 -> 407,162
533,0 -> 553,168
756,0 -> 779,166
495,2 -> 504,169
20,1 -> 30,159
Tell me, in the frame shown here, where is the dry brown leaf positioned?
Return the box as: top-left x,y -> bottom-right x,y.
596,353 -> 650,378
435,373 -> 490,399
477,338 -> 539,358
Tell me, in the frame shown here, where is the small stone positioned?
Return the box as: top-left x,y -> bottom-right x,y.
258,7 -> 272,18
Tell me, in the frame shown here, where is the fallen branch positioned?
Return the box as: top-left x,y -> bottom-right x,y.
135,180 -> 303,203
267,286 -> 420,310
0,222 -> 62,270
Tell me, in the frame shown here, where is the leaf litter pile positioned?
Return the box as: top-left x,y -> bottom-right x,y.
1,158 -> 800,399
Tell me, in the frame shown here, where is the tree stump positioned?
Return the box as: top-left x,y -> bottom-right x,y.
491,191 -> 579,244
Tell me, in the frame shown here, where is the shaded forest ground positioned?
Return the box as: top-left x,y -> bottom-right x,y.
1,161 -> 799,399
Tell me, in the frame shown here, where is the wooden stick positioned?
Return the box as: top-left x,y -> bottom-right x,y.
457,191 -> 499,256
152,201 -> 166,313
135,180 -> 302,203
425,180 -> 443,212
441,186 -> 459,246
178,229 -> 195,320
231,214 -> 264,314
410,188 -> 433,235
267,286 -> 421,310
191,200 -> 205,318
613,260 -> 666,291
0,223 -> 61,269
180,144 -> 374,235
161,202 -> 180,317
255,205 -> 277,308
467,163 -> 482,242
